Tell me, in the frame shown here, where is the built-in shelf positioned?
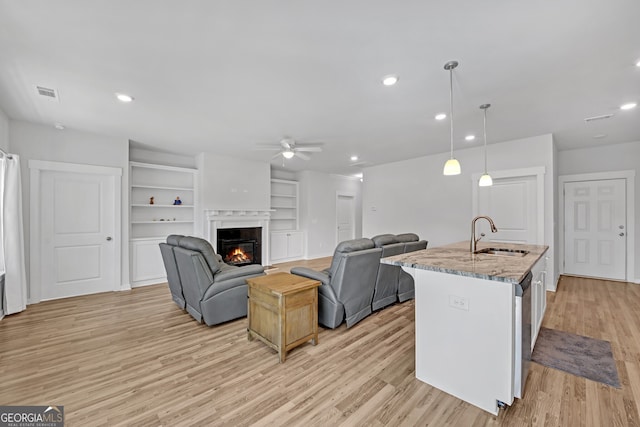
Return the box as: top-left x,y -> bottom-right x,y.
129,161 -> 198,287
270,179 -> 299,232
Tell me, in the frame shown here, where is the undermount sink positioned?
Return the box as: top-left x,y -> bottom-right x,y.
474,248 -> 529,257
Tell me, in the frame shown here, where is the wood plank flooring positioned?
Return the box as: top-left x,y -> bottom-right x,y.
1,266 -> 639,426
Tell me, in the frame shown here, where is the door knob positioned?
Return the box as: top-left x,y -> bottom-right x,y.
106,236 -> 113,241
619,233 -> 625,237
619,225 -> 625,229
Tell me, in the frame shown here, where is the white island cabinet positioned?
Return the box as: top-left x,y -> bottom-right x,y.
382,241 -> 548,415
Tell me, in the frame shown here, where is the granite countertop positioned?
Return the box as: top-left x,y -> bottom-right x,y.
381,241 -> 549,284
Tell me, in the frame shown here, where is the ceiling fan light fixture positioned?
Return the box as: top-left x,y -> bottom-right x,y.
282,149 -> 295,159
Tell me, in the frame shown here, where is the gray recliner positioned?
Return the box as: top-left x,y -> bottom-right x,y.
395,233 -> 428,302
170,236 -> 265,326
371,234 -> 406,311
291,238 -> 382,329
159,234 -> 187,309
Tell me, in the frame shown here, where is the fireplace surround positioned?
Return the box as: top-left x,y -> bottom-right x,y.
205,209 -> 272,266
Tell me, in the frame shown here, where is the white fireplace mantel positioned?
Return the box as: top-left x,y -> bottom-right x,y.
204,209 -> 273,266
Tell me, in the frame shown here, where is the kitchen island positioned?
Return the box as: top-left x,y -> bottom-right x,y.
382,241 -> 548,415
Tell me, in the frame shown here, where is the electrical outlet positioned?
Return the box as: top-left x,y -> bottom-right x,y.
449,295 -> 469,311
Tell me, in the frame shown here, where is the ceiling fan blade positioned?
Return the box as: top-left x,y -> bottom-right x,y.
295,147 -> 322,152
295,152 -> 311,160
271,152 -> 284,159
253,147 -> 281,151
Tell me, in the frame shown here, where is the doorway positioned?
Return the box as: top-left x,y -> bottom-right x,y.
30,161 -> 122,302
560,171 -> 634,282
336,193 -> 355,244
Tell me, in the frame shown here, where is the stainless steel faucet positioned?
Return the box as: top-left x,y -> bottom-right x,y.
471,215 -> 498,253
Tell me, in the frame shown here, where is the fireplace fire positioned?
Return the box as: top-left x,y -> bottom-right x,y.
217,227 -> 262,266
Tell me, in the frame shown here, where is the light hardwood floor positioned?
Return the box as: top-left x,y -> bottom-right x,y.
1,264 -> 639,426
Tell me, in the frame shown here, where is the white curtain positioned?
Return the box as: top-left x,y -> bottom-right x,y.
1,154 -> 27,314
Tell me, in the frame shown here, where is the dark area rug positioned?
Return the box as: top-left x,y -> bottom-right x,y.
532,327 -> 620,388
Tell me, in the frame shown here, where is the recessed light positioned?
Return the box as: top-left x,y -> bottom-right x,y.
620,102 -> 637,110
465,135 -> 475,141
115,93 -> 134,103
382,75 -> 399,86
435,113 -> 447,121
592,134 -> 607,139
636,60 -> 640,67
54,123 -> 65,130
350,155 -> 358,161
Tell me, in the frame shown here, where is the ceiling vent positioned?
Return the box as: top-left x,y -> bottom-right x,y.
35,86 -> 59,101
584,113 -> 613,123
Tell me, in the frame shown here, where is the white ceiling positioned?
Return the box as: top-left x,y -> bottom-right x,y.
0,1 -> 638,176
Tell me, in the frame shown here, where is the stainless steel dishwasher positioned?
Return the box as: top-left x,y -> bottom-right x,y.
514,271 -> 532,399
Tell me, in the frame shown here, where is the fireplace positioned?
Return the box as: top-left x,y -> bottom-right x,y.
217,227 -> 262,266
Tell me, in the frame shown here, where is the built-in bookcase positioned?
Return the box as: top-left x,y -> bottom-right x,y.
130,161 -> 197,286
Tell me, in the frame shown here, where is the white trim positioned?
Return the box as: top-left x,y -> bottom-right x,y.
29,160 -> 123,304
29,159 -> 122,176
335,191 -> 356,246
558,170 -> 635,283
471,167 -> 546,245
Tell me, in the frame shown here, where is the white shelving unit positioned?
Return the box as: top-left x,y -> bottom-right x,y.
130,162 -> 198,286
270,179 -> 303,263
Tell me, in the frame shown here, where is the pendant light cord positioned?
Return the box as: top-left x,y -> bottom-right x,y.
449,68 -> 454,159
483,107 -> 488,173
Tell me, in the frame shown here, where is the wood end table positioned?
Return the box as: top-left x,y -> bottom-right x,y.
246,272 -> 321,363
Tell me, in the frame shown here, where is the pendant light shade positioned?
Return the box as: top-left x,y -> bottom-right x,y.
443,159 -> 461,175
478,103 -> 493,187
479,173 -> 493,186
443,61 -> 461,176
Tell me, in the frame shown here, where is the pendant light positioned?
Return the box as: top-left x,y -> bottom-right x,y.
443,61 -> 461,175
478,103 -> 493,187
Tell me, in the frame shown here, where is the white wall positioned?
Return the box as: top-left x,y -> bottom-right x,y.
9,120 -> 130,289
0,108 -> 8,317
196,152 -> 270,210
196,152 -> 271,235
363,134 -> 557,288
558,140 -> 640,283
299,170 -> 363,259
130,146 -> 196,169
0,108 -> 8,152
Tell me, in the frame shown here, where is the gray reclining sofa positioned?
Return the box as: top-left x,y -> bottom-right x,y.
291,238 -> 382,329
372,233 -> 428,306
291,233 -> 427,329
160,235 -> 265,326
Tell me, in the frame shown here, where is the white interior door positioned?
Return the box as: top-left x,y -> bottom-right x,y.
564,179 -> 626,280
336,194 -> 355,243
40,170 -> 117,300
477,176 -> 538,244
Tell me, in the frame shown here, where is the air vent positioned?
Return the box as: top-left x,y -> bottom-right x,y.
584,114 -> 613,123
35,86 -> 59,101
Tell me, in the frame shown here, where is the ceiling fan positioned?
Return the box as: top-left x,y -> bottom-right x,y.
257,137 -> 323,161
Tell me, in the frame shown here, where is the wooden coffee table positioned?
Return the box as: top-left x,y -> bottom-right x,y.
246,272 -> 321,363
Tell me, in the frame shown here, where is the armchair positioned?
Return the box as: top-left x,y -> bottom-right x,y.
159,234 -> 186,309
291,238 -> 382,329
170,236 -> 265,326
